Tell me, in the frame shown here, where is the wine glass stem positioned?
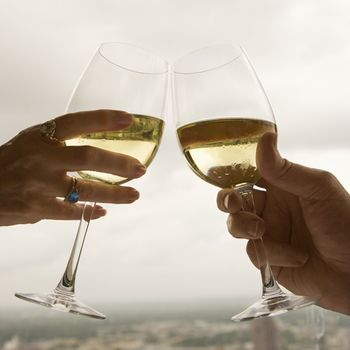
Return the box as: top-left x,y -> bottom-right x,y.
252,238 -> 282,298
236,185 -> 284,299
55,202 -> 96,296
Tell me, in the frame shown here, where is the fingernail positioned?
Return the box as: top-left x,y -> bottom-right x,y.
248,220 -> 264,238
118,113 -> 133,127
128,189 -> 140,201
93,206 -> 107,217
223,194 -> 230,210
134,164 -> 147,177
226,215 -> 232,229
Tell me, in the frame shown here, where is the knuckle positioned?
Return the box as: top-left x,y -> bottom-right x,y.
78,181 -> 96,199
318,170 -> 336,186
227,213 -> 249,238
15,176 -> 40,196
312,170 -> 341,198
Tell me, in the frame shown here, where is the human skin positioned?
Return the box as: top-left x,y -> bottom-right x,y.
217,132 -> 350,315
0,109 -> 146,226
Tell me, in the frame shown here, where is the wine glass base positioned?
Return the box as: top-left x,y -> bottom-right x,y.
231,294 -> 317,322
15,291 -> 106,320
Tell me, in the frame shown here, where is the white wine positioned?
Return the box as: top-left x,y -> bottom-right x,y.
66,114 -> 164,184
177,118 -> 277,188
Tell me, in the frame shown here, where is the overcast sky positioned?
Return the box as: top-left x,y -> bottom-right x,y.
0,0 -> 349,312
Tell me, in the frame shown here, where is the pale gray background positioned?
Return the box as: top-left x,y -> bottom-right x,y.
0,0 -> 349,309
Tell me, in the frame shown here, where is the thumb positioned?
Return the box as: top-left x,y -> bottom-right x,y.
256,132 -> 340,200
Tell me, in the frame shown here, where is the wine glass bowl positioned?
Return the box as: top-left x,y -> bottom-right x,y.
174,45 -> 278,199
65,42 -> 168,185
173,44 -> 316,321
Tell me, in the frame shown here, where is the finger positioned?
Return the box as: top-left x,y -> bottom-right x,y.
60,177 -> 140,204
40,199 -> 107,221
227,212 -> 265,239
217,189 -> 242,213
256,132 -> 343,200
53,110 -> 133,140
55,146 -> 146,178
86,204 -> 107,220
217,188 -> 266,215
246,238 -> 309,268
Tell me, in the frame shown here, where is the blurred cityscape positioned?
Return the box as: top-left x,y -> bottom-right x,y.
0,300 -> 349,350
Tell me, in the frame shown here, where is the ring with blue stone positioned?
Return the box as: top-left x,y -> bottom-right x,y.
64,177 -> 79,203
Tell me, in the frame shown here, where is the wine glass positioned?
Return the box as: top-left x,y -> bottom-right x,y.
15,42 -> 168,319
173,44 -> 316,321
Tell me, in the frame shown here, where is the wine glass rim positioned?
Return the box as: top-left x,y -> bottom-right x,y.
98,41 -> 169,75
174,44 -> 244,75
